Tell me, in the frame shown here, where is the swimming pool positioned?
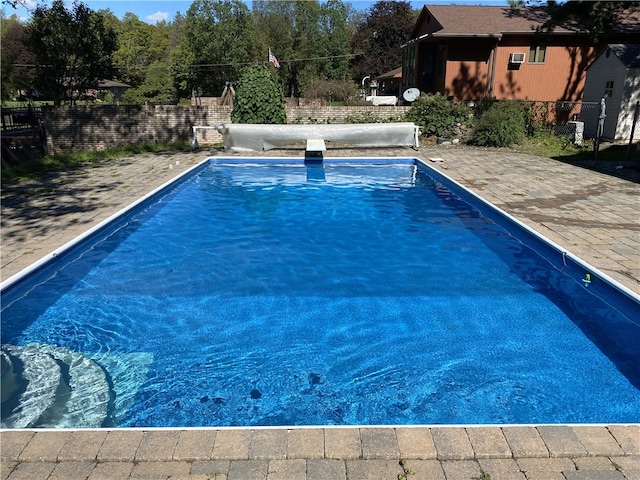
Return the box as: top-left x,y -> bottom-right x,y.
1,158 -> 639,428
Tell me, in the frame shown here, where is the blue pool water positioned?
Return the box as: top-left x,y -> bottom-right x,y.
2,159 -> 639,427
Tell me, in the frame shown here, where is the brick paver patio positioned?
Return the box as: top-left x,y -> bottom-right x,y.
2,425 -> 639,479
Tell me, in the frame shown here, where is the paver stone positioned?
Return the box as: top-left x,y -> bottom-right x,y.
431,428 -> 474,460
440,459 -> 482,479
401,459 -> 446,480
18,431 -> 70,462
563,471 -> 625,480
57,431 -> 107,461
477,458 -> 526,480
87,461 -> 134,480
345,459 -> 403,480
212,429 -> 251,460
249,429 -> 287,460
97,430 -> 143,462
2,461 -> 55,480
502,426 -> 549,458
573,427 -> 624,457
227,459 -> 268,480
0,432 -> 34,461
466,426 -> 511,458
173,429 -> 216,460
608,425 -> 640,455
324,428 -> 361,460
130,460 -> 191,477
359,428 -> 399,459
49,461 -> 96,480
306,458 -> 346,480
395,427 -> 437,459
267,459 -> 307,480
134,430 -> 180,462
537,425 -> 587,457
287,428 -> 324,459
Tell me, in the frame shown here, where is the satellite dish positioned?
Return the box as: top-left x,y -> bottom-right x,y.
403,88 -> 420,102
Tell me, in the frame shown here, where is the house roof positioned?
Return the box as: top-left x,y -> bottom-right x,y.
409,5 -> 640,41
605,44 -> 640,69
376,67 -> 402,81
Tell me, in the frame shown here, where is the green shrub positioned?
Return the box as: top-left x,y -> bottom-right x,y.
231,64 -> 286,124
343,110 -> 403,124
301,79 -> 359,103
404,93 -> 471,137
471,101 -> 527,147
474,97 -> 499,117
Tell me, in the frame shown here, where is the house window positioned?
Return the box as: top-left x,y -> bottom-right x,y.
528,44 -> 546,63
604,80 -> 614,97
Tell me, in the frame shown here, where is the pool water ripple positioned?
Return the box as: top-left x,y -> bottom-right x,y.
1,161 -> 639,427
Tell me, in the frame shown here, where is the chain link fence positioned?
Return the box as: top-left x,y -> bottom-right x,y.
522,99 -> 640,160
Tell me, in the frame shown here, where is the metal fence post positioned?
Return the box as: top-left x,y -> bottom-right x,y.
626,101 -> 639,161
594,97 -> 606,160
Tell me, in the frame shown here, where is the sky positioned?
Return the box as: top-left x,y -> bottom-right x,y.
6,0 -> 508,24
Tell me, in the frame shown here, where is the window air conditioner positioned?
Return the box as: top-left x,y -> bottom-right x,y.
509,53 -> 526,64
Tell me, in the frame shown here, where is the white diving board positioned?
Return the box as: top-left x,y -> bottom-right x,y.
306,138 -> 326,152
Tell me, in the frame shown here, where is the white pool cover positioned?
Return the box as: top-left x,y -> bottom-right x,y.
214,122 -> 419,151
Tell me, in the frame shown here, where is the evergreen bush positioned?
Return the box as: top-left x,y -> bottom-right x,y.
404,93 -> 471,137
231,65 -> 286,124
471,101 -> 527,147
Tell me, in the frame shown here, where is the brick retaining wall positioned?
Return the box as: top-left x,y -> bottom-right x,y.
41,105 -> 410,154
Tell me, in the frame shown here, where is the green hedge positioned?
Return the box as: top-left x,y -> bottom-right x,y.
404,93 -> 471,137
471,101 -> 527,147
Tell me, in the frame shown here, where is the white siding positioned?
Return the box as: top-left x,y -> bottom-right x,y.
583,48 -> 640,141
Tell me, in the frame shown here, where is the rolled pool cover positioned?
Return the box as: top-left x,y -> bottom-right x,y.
216,122 -> 419,151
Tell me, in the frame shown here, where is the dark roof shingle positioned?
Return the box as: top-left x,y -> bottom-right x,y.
411,5 -> 640,39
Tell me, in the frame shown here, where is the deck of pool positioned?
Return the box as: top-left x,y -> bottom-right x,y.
1,146 -> 639,480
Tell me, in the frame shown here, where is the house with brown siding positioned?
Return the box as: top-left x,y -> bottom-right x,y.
402,5 -> 640,103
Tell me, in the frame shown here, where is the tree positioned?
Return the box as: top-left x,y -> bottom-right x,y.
184,0 -> 258,97
318,0 -> 351,81
251,0 -> 352,97
122,61 -> 176,104
252,0 -> 296,94
1,14 -> 35,100
349,0 -> 414,82
113,13 -> 161,88
1,0 -> 39,9
110,12 -> 175,104
24,0 -> 117,105
169,12 -> 195,100
289,1 -> 324,96
530,1 -> 640,42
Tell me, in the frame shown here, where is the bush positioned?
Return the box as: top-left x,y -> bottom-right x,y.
474,97 -> 499,117
471,101 -> 527,147
302,79 -> 359,103
404,93 -> 471,137
343,110 -> 403,124
231,65 -> 286,124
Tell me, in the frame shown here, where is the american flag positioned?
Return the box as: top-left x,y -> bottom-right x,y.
268,48 -> 280,68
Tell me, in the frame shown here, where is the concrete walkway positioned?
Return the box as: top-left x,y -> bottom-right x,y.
1,146 -> 639,479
